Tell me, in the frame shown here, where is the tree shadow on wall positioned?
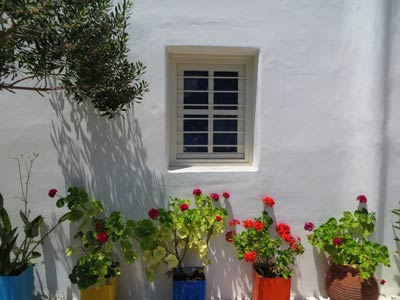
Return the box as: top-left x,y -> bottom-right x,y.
48,92 -> 166,300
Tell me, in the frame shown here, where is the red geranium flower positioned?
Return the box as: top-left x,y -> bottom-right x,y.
180,203 -> 189,211
48,189 -> 58,198
148,208 -> 159,219
229,219 -> 241,227
356,195 -> 367,203
225,230 -> 236,242
380,279 -> 386,285
287,235 -> 296,245
210,193 -> 220,201
253,221 -> 265,232
215,215 -> 222,222
281,233 -> 293,242
96,232 -> 108,243
333,237 -> 343,247
304,222 -> 315,231
276,223 -> 291,236
243,219 -> 254,229
244,251 -> 257,263
95,223 -> 103,230
193,188 -> 202,196
222,192 -> 230,199
262,196 -> 275,207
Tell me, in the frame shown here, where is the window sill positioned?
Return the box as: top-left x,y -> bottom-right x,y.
167,165 -> 258,173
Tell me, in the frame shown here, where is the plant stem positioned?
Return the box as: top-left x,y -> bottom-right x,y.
26,218 -> 64,259
173,229 -> 182,268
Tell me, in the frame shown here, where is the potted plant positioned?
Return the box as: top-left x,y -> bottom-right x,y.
133,189 -> 229,300
306,195 -> 390,300
0,154 -> 68,300
227,195 -> 304,300
55,187 -> 136,300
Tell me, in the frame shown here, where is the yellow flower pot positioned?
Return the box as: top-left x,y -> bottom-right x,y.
80,277 -> 118,300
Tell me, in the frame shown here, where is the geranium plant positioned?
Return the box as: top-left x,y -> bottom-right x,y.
133,189 -> 229,281
306,195 -> 390,280
55,187 -> 136,289
227,196 -> 304,279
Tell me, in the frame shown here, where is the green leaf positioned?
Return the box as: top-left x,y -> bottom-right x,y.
27,215 -> 44,238
0,207 -> 12,233
19,210 -> 29,226
30,251 -> 41,259
66,247 -> 75,256
0,193 -> 4,210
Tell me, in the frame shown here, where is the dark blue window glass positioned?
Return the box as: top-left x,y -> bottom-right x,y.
214,71 -> 238,91
184,132 -> 208,152
184,133 -> 208,145
213,146 -> 237,152
184,92 -> 208,109
184,147 -> 208,152
184,120 -> 208,132
214,71 -> 238,77
214,120 -> 237,132
213,133 -> 237,145
214,92 -> 238,110
213,130 -> 237,152
184,71 -> 208,90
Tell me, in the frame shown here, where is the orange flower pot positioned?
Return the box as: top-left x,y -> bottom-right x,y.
252,269 -> 291,300
80,277 -> 118,300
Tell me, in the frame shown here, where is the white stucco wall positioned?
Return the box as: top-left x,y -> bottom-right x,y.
0,0 -> 399,299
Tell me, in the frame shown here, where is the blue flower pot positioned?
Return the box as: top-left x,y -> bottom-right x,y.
0,267 -> 34,300
172,267 -> 205,300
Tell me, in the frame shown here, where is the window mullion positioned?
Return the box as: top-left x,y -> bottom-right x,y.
208,68 -> 214,154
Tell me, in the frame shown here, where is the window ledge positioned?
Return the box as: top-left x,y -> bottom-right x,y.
168,165 -> 258,173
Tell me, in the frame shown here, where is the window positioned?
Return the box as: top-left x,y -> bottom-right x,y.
169,53 -> 256,167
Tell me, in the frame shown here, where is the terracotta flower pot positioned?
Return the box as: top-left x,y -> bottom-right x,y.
325,263 -> 379,300
252,269 -> 291,300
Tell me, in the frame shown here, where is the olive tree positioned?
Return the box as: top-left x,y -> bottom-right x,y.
0,0 -> 148,117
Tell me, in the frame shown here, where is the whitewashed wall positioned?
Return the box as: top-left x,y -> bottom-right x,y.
0,0 -> 399,299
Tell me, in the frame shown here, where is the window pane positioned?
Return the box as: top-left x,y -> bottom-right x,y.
184,119 -> 208,131
184,92 -> 208,109
214,71 -> 238,77
214,79 -> 238,91
214,71 -> 238,91
184,78 -> 208,90
184,114 -> 208,119
213,146 -> 237,153
184,147 -> 208,152
214,92 -> 238,110
184,71 -> 208,77
214,92 -> 238,104
213,115 -> 237,119
184,133 -> 208,145
184,71 -> 208,90
213,133 -> 237,145
214,120 -> 237,132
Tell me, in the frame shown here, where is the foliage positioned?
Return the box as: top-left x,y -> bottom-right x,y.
0,0 -> 149,117
228,196 -> 304,279
56,187 -> 136,290
392,204 -> 400,252
133,189 -> 229,281
0,153 -> 67,275
307,195 -> 390,280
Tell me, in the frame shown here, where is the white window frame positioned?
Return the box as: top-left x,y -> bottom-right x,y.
169,53 -> 256,167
